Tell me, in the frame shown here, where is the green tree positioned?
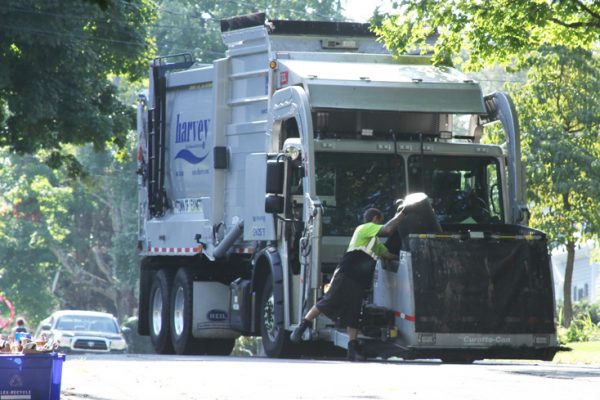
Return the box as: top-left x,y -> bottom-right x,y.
0,150 -> 61,328
507,47 -> 600,326
374,0 -> 600,70
0,0 -> 155,158
0,137 -> 140,323
153,0 -> 344,63
71,139 -> 140,320
0,0 -> 150,322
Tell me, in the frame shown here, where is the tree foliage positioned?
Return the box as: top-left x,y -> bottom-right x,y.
512,47 -> 600,245
0,0 -> 155,157
0,150 -> 61,327
374,0 -> 600,70
153,0 -> 344,63
507,47 -> 600,325
0,138 -> 140,325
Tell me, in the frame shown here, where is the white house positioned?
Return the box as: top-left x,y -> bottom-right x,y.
552,242 -> 600,304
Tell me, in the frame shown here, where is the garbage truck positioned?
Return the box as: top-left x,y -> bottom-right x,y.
135,13 -> 558,361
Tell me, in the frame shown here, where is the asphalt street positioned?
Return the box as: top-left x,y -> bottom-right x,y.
59,354 -> 600,400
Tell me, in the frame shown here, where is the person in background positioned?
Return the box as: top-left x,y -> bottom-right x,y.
11,317 -> 28,339
290,207 -> 407,361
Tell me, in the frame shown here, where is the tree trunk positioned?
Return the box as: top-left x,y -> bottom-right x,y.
562,240 -> 576,327
49,244 -> 119,313
117,287 -> 136,321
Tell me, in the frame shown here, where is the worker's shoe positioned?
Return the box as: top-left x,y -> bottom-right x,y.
290,319 -> 310,343
347,340 -> 366,362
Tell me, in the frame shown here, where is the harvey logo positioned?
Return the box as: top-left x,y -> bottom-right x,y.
174,114 -> 210,164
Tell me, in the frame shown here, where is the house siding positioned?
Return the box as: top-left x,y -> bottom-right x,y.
552,242 -> 600,304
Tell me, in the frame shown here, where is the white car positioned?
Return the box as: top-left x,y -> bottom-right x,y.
34,310 -> 128,353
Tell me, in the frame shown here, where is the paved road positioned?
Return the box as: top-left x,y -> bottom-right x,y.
60,354 -> 600,400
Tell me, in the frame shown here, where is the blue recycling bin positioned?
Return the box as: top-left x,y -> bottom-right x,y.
0,353 -> 65,400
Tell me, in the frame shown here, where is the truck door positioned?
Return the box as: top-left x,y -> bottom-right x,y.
270,86 -> 320,325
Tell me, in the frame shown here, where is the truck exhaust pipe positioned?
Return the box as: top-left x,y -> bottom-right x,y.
213,220 -> 244,258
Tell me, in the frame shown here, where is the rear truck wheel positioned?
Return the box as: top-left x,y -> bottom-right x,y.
149,269 -> 175,354
170,267 -> 208,355
260,277 -> 297,358
205,338 -> 236,356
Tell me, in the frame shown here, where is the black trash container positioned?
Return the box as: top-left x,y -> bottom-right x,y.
395,193 -> 442,250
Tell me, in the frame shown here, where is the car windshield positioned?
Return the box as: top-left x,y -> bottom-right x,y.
407,155 -> 504,224
55,315 -> 118,333
312,152 -> 504,236
314,152 -> 406,236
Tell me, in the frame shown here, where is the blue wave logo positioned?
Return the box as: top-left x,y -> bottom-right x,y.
174,149 -> 209,164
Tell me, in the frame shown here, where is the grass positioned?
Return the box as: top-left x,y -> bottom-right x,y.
553,341 -> 600,365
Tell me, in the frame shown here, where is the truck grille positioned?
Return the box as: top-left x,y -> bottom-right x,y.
72,338 -> 109,351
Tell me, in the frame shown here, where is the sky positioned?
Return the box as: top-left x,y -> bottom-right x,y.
341,0 -> 394,22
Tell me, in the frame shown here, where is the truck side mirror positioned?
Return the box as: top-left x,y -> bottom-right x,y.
265,195 -> 284,214
266,159 -> 285,194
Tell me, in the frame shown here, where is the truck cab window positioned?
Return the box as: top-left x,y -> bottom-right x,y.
408,155 -> 504,224
315,152 -> 406,236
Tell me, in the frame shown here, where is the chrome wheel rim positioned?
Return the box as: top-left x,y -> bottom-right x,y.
174,286 -> 185,337
151,287 -> 163,336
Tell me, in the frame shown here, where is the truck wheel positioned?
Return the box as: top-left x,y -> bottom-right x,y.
149,269 -> 175,354
205,338 -> 235,356
171,267 -> 207,355
260,277 -> 296,358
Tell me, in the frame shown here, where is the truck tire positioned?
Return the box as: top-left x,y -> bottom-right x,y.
170,267 -> 208,355
149,269 -> 175,354
260,277 -> 296,358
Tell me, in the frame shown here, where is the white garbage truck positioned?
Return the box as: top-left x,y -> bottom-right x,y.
136,13 -> 558,361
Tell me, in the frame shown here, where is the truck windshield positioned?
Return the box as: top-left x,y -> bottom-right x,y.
407,155 -> 504,224
314,152 -> 406,236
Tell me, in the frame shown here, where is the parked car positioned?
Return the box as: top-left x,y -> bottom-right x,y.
34,310 -> 128,353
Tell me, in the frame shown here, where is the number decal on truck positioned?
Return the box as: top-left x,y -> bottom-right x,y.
173,198 -> 203,214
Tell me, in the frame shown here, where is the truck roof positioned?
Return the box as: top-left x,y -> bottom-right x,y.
221,12 -> 373,38
279,56 -> 486,114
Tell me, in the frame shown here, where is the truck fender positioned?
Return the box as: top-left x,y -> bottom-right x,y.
252,247 -> 285,330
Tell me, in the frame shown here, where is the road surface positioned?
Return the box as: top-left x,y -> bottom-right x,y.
59,354 -> 600,400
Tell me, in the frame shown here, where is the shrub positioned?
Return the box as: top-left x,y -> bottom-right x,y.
558,312 -> 600,344
572,301 -> 600,325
